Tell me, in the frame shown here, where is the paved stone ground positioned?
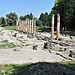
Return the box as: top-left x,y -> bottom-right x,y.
0,27 -> 75,64
0,47 -> 66,64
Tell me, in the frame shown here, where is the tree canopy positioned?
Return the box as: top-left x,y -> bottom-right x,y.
0,17 -> 6,24
39,12 -> 49,27
50,0 -> 75,30
6,12 -> 18,26
19,13 -> 33,20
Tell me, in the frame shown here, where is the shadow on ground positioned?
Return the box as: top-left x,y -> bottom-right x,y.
11,62 -> 75,75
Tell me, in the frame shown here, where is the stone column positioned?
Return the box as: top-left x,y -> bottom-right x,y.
57,14 -> 60,40
24,21 -> 27,32
16,20 -> 18,30
19,21 -> 21,31
23,21 -> 25,32
22,21 -> 25,32
19,21 -> 22,31
31,19 -> 33,33
33,20 -> 36,34
28,19 -> 30,33
20,21 -> 22,31
18,21 -> 20,31
21,21 -> 23,31
25,19 -> 27,32
26,19 -> 29,33
29,20 -> 32,33
51,14 -> 54,39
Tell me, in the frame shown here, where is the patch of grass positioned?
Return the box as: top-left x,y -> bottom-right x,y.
0,43 -> 16,48
36,27 -> 42,32
3,25 -> 16,30
1,40 -> 8,43
0,64 -> 16,75
36,26 -> 50,32
0,40 -> 16,48
7,42 -> 16,48
17,38 -> 26,44
0,44 -> 7,48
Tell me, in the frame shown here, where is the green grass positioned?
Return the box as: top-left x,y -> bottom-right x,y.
0,61 -> 75,75
0,40 -> 16,48
1,40 -> 8,43
0,44 -> 7,48
0,43 -> 16,48
3,25 -> 16,30
0,64 -> 17,75
7,42 -> 16,48
36,26 -> 50,32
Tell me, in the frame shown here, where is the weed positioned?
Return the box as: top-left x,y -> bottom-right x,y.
1,40 -> 8,43
0,40 -> 16,48
7,42 -> 16,48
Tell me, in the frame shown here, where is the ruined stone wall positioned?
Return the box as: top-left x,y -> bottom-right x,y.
16,19 -> 36,33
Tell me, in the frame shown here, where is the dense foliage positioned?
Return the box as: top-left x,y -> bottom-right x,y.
39,12 -> 49,27
51,0 -> 75,30
6,12 -> 18,26
19,13 -> 33,20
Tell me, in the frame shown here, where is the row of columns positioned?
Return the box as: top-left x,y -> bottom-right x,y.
16,14 -> 60,39
51,14 -> 60,40
16,19 -> 36,34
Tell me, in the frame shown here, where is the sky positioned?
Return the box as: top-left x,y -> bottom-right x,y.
0,0 -> 55,18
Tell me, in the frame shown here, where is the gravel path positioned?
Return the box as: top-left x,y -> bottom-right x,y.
0,47 -> 66,64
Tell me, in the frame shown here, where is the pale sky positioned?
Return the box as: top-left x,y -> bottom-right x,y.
0,0 -> 55,18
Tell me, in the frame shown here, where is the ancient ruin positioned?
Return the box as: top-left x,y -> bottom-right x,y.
0,14 -> 75,64
51,14 -> 60,40
16,19 -> 36,34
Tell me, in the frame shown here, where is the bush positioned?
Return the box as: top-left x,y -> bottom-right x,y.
0,24 -> 9,27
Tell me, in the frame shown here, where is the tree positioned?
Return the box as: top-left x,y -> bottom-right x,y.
19,13 -> 33,21
0,18 -> 2,24
6,12 -> 18,26
0,17 -> 6,25
29,13 -> 33,19
19,16 -> 24,21
51,0 -> 75,30
33,17 -> 37,20
48,13 -> 52,27
39,12 -> 49,27
39,13 -> 44,22
44,12 -> 49,27
50,0 -> 70,29
63,0 -> 75,29
36,20 -> 42,27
